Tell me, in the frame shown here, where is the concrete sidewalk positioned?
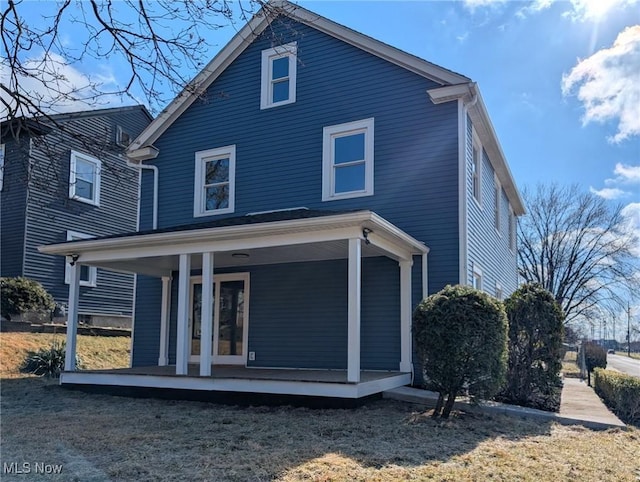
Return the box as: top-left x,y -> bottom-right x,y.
384,376 -> 625,430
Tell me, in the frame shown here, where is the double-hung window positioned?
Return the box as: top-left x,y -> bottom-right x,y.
69,151 -> 101,206
471,130 -> 482,205
194,145 -> 236,217
508,207 -> 516,251
494,174 -> 502,233
260,42 -> 297,109
65,231 -> 97,287
322,118 -> 374,201
472,264 -> 483,291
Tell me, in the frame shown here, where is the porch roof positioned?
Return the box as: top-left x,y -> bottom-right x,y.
39,209 -> 429,277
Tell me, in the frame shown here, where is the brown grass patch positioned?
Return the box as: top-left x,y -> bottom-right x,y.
562,350 -> 582,378
0,332 -> 130,378
1,333 -> 639,481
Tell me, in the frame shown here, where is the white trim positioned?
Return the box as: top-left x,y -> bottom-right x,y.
347,238 -> 361,383
0,143 -> 5,191
399,260 -> 412,372
65,262 -> 80,372
260,42 -> 297,109
495,281 -> 503,301
322,118 -> 374,201
65,231 -> 97,287
158,276 -> 172,366
59,371 -> 411,399
422,253 -> 429,300
200,253 -> 214,376
472,127 -> 482,207
508,206 -> 516,252
458,98 -> 468,285
472,263 -> 483,290
193,145 -> 236,217
69,150 -> 101,206
176,254 -> 191,375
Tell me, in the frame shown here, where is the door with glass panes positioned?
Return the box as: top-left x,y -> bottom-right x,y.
189,273 -> 249,365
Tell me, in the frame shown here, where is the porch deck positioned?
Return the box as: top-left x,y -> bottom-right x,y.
60,365 -> 412,399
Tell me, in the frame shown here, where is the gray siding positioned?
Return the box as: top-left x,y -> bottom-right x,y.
465,116 -> 518,296
0,137 -> 29,277
19,107 -> 151,316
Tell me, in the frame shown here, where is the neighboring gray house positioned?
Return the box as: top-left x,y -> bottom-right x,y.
42,1 -> 524,401
1,105 -> 152,327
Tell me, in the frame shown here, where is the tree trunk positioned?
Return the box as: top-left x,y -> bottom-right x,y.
432,393 -> 444,418
441,391 -> 457,419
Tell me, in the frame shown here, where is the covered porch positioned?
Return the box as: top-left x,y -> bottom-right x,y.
40,209 -> 429,399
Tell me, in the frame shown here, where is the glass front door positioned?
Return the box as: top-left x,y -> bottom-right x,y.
189,273 -> 249,365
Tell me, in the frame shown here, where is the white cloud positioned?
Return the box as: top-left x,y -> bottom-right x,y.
621,202 -> 640,256
1,52 -> 127,117
462,0 -> 507,11
561,26 -> 640,143
565,0 -> 640,22
590,187 -> 629,199
614,163 -> 640,183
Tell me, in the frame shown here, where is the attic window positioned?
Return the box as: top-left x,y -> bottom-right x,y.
116,126 -> 131,147
260,42 -> 297,109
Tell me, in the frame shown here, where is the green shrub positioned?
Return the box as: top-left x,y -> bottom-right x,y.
1,277 -> 55,321
580,342 -> 607,386
593,368 -> 640,426
497,283 -> 564,412
20,341 -> 81,377
413,284 -> 508,418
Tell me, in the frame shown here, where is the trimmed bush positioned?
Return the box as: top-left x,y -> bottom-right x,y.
593,368 -> 640,426
497,283 -> 564,412
413,284 -> 508,418
1,277 -> 55,321
580,342 -> 607,386
20,341 -> 81,377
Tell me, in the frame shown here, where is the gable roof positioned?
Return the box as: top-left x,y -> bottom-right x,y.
127,0 -> 469,155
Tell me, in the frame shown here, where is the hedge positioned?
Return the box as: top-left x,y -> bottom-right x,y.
593,368 -> 640,426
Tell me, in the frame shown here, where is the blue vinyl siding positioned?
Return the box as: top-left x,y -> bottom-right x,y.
465,116 -> 518,296
141,19 -> 459,297
7,107 -> 151,317
132,275 -> 163,366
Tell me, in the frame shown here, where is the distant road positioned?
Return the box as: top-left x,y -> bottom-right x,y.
607,354 -> 640,378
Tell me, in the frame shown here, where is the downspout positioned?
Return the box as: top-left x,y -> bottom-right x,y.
126,146 -> 160,230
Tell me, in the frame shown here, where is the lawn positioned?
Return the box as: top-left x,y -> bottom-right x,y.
1,333 -> 639,481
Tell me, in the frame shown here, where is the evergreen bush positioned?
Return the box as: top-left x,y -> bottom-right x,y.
593,368 -> 640,426
580,342 -> 607,386
413,284 -> 508,418
1,277 -> 55,321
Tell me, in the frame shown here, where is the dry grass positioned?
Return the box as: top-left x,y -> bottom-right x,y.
562,350 -> 582,378
1,333 -> 639,481
0,332 -> 130,378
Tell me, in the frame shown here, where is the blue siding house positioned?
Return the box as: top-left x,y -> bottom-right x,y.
2,106 -> 152,327
41,1 -> 524,400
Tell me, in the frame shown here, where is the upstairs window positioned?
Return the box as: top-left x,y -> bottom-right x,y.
260,42 -> 297,109
322,118 -> 374,201
116,126 -> 132,147
194,145 -> 236,217
472,264 -> 483,291
69,151 -> 101,206
65,231 -> 97,287
472,130 -> 482,205
509,207 -> 516,251
495,282 -> 503,301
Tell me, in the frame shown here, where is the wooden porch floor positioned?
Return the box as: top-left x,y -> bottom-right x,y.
84,365 -> 407,384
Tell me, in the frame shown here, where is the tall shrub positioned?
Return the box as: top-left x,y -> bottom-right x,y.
0,277 -> 55,321
580,342 -> 607,386
498,283 -> 565,411
413,285 -> 508,418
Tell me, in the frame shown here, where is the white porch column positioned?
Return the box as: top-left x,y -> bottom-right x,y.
200,252 -> 214,376
399,259 -> 413,373
65,261 -> 81,372
176,254 -> 191,375
347,238 -> 361,383
158,276 -> 172,366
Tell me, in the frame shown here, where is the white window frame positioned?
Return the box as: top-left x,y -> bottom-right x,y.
471,263 -> 483,291
494,174 -> 502,234
193,145 -> 236,217
65,231 -> 97,287
495,282 -> 503,301
0,143 -> 5,191
508,206 -> 516,252
69,150 -> 101,206
260,42 -> 297,110
471,129 -> 482,206
322,118 -> 375,201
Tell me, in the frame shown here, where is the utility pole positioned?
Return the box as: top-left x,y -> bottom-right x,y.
628,303 -> 632,357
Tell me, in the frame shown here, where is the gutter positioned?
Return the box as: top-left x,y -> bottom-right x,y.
126,146 -> 160,230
